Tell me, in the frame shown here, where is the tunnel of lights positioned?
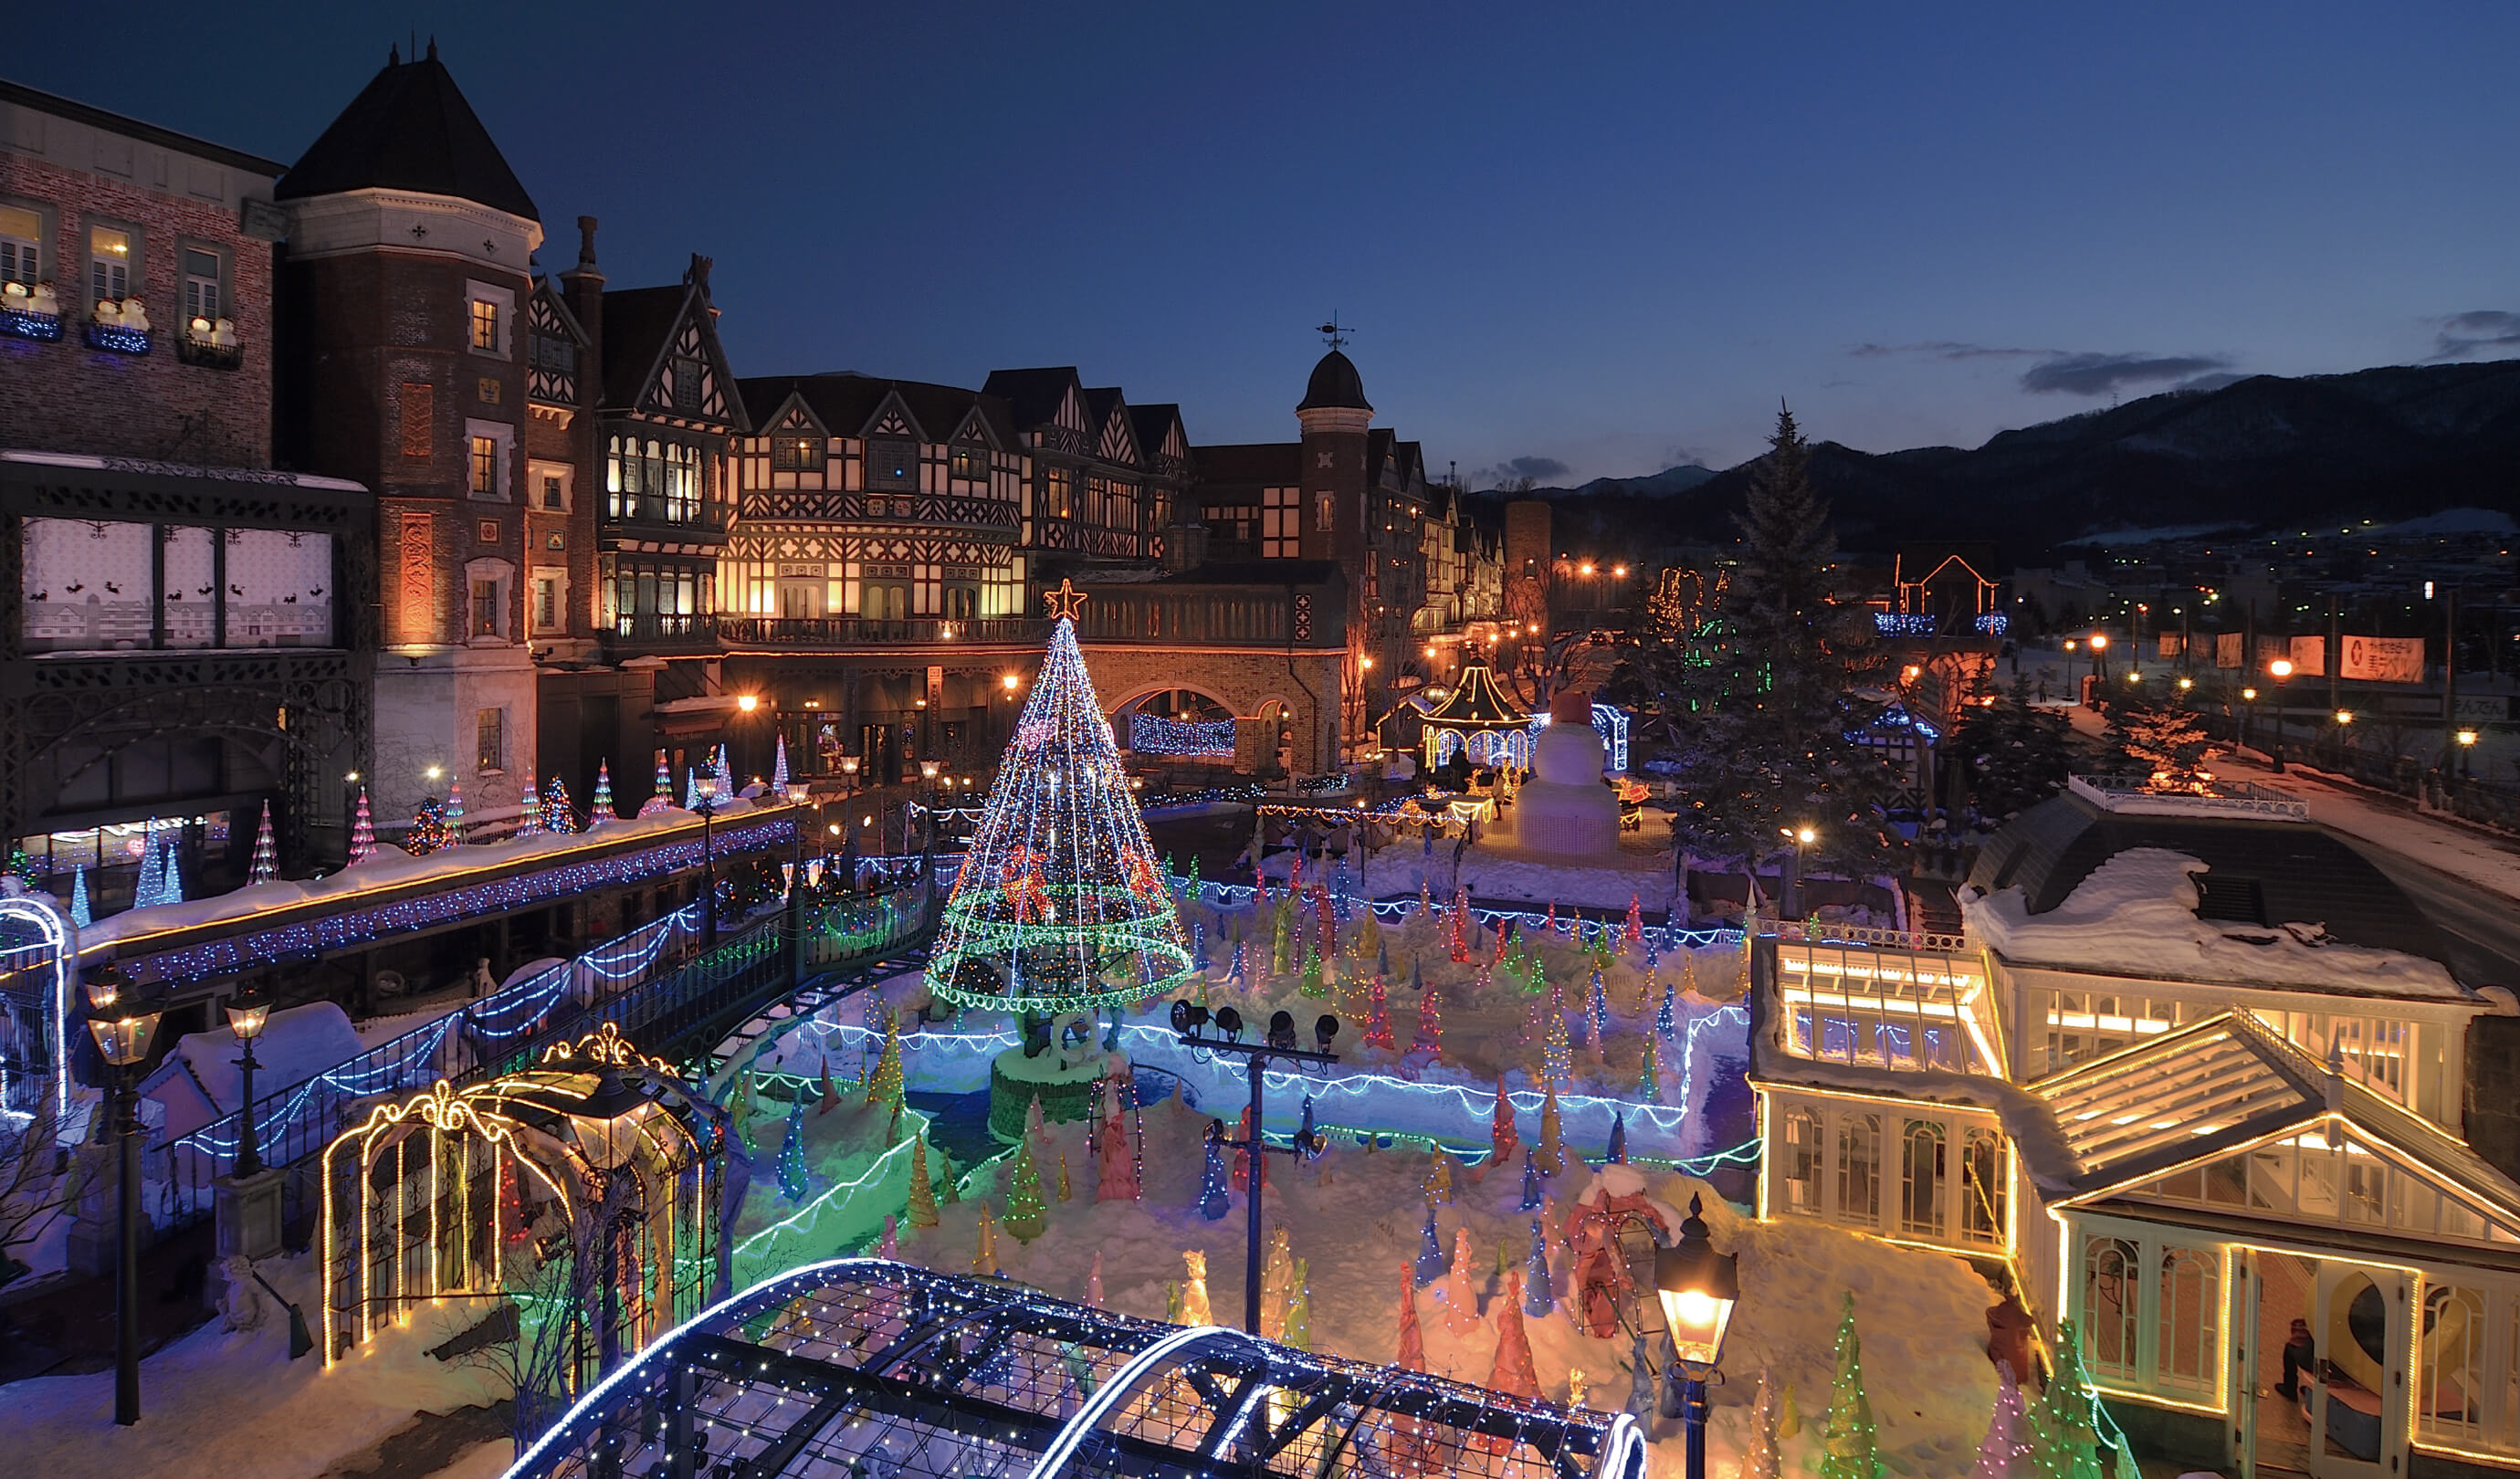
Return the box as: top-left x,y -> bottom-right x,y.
500,1257 -> 1648,1479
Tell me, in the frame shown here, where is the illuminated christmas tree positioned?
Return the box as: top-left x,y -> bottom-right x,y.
517,785 -> 542,838
1364,971 -> 1394,1049
443,781 -> 467,846
864,1011 -> 904,1111
348,787 -> 376,863
1487,1271 -> 1538,1392
1195,1122 -> 1231,1221
247,801 -> 278,884
1518,1149 -> 1544,1211
1522,1221 -> 1556,1316
1488,1076 -> 1519,1166
1657,974 -> 1677,1039
1535,1082 -> 1566,1175
772,733 -> 791,790
1586,967 -> 1609,1045
1,844 -> 28,885
1411,978 -> 1443,1056
1002,1139 -> 1046,1242
926,592 -> 1192,1013
712,743 -> 736,800
1606,1111 -> 1627,1164
1624,894 -> 1644,951
1086,1250 -> 1105,1306
133,823 -> 166,907
1972,1362 -> 2032,1479
1442,1227 -> 1479,1335
2029,1320 -> 2110,1479
406,797 -> 448,856
68,866 -> 91,928
541,774 -> 577,834
776,1093 -> 809,1201
1640,1035 -> 1662,1103
1740,1368 -> 1784,1479
907,1137 -> 940,1227
1819,1292 -> 1881,1479
499,1158 -> 533,1246
971,1205 -> 999,1275
639,750 -> 674,817
1543,980 -> 1572,1084
589,761 -> 616,825
1412,1205 -> 1447,1286
682,769 -> 699,810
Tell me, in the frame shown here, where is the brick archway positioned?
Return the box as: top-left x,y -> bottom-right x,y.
1075,644 -> 1341,775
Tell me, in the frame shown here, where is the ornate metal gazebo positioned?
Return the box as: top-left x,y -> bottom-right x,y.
1420,657 -> 1532,771
320,1022 -> 729,1391
506,1258 -> 1649,1479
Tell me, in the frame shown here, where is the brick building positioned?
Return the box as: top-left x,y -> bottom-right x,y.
2,79 -> 372,901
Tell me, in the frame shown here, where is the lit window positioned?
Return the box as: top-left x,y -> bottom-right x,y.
475,707 -> 505,772
469,299 -> 499,351
470,435 -> 499,496
771,435 -> 824,472
89,224 -> 131,305
0,205 -> 38,288
1316,493 -> 1337,532
950,444 -> 986,480
470,578 -> 501,638
532,576 -> 559,631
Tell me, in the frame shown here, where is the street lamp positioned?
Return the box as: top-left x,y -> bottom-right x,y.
2088,631 -> 2111,685
1171,1001 -> 1337,1333
783,782 -> 814,981
2267,658 -> 2294,772
86,965 -> 162,1427
2456,729 -> 2479,779
1779,825 -> 1816,918
2241,687 -> 2258,757
224,978 -> 271,1179
1655,1194 -> 1740,1479
693,772 -> 720,949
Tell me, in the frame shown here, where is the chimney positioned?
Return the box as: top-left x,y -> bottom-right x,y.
560,215 -> 603,396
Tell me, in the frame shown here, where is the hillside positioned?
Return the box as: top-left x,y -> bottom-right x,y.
1496,360 -> 2520,561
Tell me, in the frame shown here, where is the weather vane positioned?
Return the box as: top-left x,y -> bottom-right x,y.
1316,314 -> 1354,351
1043,578 -> 1089,622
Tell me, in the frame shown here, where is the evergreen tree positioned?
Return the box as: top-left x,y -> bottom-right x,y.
907,1137 -> 940,1227
2030,1320 -> 2111,1479
1363,971 -> 1395,1049
1606,1112 -> 1627,1164
590,761 -> 617,824
1002,1140 -> 1046,1242
971,1204 -> 999,1275
1412,1205 -> 1448,1286
406,797 -> 447,856
1739,1367 -> 1784,1479
1819,1291 -> 1881,1479
864,1011 -> 904,1111
1522,1220 -> 1556,1316
1518,1149 -> 1545,1211
2107,694 -> 2221,791
68,866 -> 92,928
1947,675 -> 2076,823
1640,407 -> 1893,889
1640,1036 -> 1662,1103
541,774 -> 578,834
247,801 -> 278,884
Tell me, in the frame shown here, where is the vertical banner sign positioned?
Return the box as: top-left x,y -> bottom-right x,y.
2340,635 -> 2424,683
2215,633 -> 2244,669
2157,634 -> 2184,659
2289,635 -> 2326,677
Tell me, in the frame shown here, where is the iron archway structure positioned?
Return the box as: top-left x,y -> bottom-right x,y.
503,1257 -> 1648,1479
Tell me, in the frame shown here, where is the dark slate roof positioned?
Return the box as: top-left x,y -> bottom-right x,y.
1968,787 -> 2455,968
1298,349 -> 1370,413
1192,443 -> 1302,488
981,367 -> 1084,430
596,285 -> 689,411
1129,403 -> 1185,456
0,79 -> 286,176
274,47 -> 538,221
738,374 -> 1016,448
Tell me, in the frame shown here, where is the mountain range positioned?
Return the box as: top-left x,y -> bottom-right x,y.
1478,359 -> 2520,562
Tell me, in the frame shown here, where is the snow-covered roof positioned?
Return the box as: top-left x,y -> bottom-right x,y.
1963,845 -> 2467,1002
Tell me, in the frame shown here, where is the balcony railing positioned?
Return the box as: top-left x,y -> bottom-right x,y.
607,613 -> 721,648
601,496 -> 733,534
717,615 -> 1048,649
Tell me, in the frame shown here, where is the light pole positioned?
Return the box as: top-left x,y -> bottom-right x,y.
692,773 -> 720,949
2267,658 -> 2295,772
2089,631 -> 2111,687
1169,1002 -> 1338,1333
1779,824 -> 1815,919
783,781 -> 813,984
919,759 -> 942,855
835,755 -> 861,890
225,978 -> 271,1178
85,965 -> 163,1427
2456,729 -> 2479,781
1655,1194 -> 1740,1479
2241,686 -> 2259,758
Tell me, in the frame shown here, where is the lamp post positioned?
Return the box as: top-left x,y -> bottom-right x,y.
2267,658 -> 2294,772
85,965 -> 163,1427
2242,686 -> 2259,758
2456,729 -> 2479,781
1170,1002 -> 1337,1333
2088,631 -> 2111,686
919,759 -> 942,855
224,978 -> 271,1179
566,1067 -> 655,1376
1778,824 -> 1815,919
693,773 -> 720,949
1653,1194 -> 1733,1479
2334,708 -> 2354,765
836,755 -> 861,890
1655,1194 -> 1740,1479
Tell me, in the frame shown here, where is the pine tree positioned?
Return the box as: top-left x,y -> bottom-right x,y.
1623,894 -> 1644,952
1522,1221 -> 1556,1316
1740,1367 -> 1784,1479
1423,1152 -> 1454,1205
2108,695 -> 2221,792
1586,967 -> 1609,1049
712,743 -> 736,801
639,750 -> 675,817
1642,407 -> 1893,889
1486,1270 -> 1540,1396
1535,1082 -> 1567,1175
926,604 -> 1193,1013
1657,973 -> 1677,1039
772,733 -> 791,790
865,1011 -> 904,1110
1973,1362 -> 2033,1479
1259,1226 -> 1296,1340
2030,1320 -> 2110,1479
907,1137 -> 940,1227
776,1093 -> 809,1201
1947,675 -> 2075,823
1412,1205 -> 1448,1286
348,787 -> 376,864
68,866 -> 92,928
1489,1076 -> 1520,1166
1543,978 -> 1573,1084
1002,1139 -> 1046,1242
1819,1292 -> 1881,1479
0,843 -> 28,885
247,801 -> 278,884
1640,1036 -> 1663,1103
1195,1122 -> 1231,1221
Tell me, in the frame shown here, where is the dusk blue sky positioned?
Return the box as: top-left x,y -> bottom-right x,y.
36,3 -> 2519,482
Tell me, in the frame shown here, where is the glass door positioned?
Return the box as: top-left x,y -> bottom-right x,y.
2308,1262 -> 2410,1479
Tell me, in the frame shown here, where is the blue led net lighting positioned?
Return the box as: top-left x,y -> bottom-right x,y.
1128,710 -> 1238,756
926,615 -> 1192,1013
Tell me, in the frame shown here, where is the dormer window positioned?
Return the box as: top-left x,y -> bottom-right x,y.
671,356 -> 703,412
950,444 -> 987,481
772,434 -> 824,472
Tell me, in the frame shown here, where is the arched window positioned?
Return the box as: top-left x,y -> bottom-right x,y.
2155,1246 -> 2220,1392
1781,1107 -> 1822,1216
1837,1113 -> 1880,1227
1900,1119 -> 1946,1239
2082,1237 -> 2141,1380
1960,1128 -> 2005,1245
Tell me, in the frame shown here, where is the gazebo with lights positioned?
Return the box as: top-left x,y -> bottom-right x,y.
1420,657 -> 1532,771
319,1022 -> 728,1390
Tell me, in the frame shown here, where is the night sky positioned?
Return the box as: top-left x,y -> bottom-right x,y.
34,3 -> 2518,480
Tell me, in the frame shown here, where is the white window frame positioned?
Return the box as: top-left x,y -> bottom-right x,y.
529,458 -> 572,513
178,240 -> 226,328
0,199 -> 47,288
1764,1091 -> 2006,1253
529,567 -> 569,635
463,556 -> 515,645
464,279 -> 516,359
86,216 -> 140,308
2066,1212 -> 2227,1407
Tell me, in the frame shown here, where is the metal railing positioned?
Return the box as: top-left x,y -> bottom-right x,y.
716,615 -> 1046,648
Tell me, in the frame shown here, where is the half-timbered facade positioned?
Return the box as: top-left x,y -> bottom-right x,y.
982,367 -> 1186,566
